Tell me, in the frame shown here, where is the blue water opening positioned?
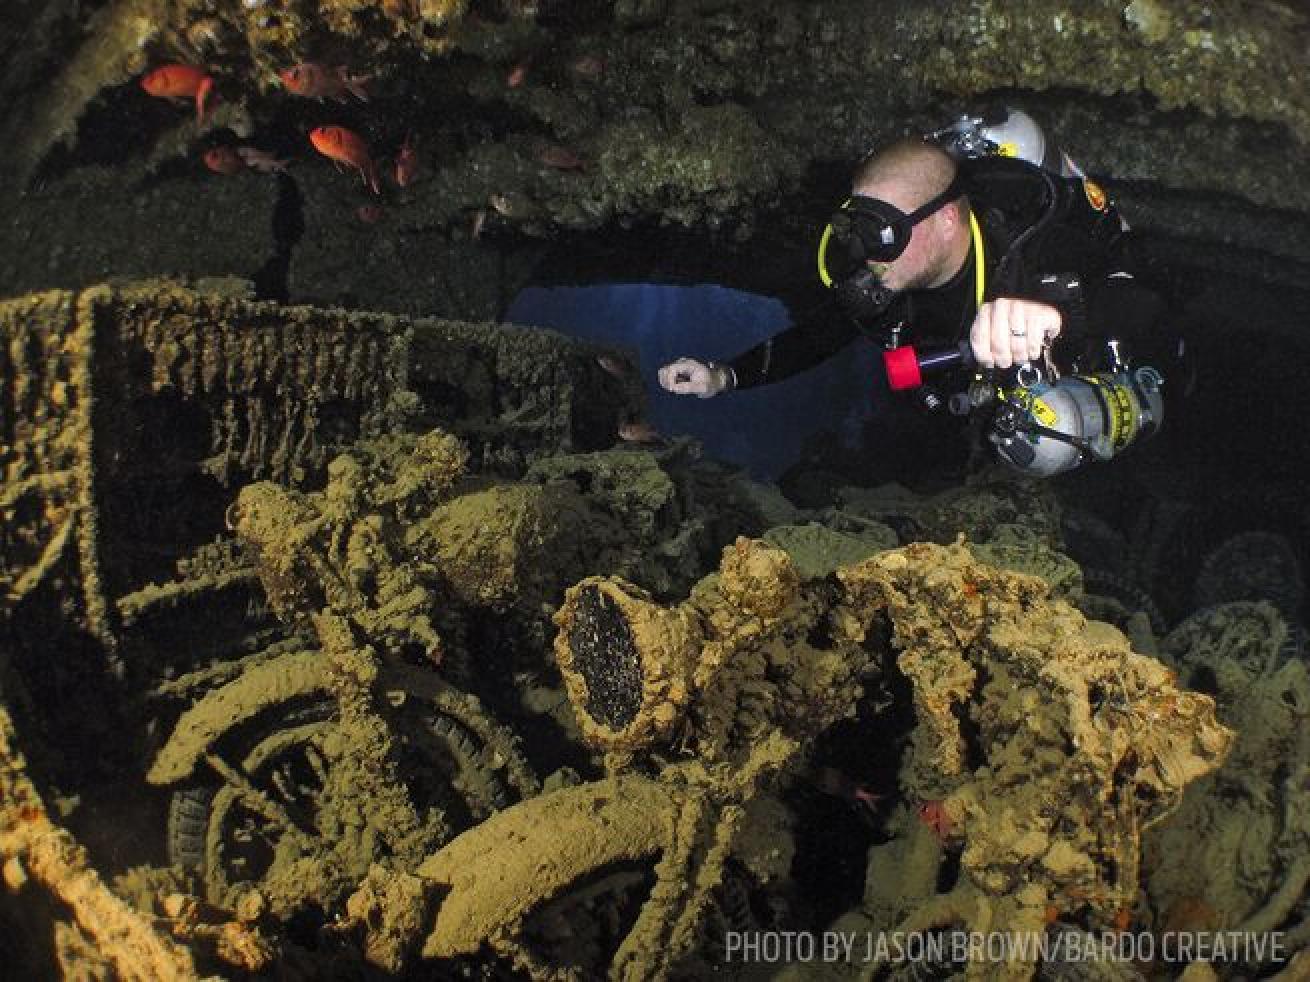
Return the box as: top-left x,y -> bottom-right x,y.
504,283 -> 880,480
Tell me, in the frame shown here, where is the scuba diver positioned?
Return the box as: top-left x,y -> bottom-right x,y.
658,108 -> 1170,480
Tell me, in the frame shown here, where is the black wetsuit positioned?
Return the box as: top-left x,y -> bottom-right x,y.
720,156 -> 1167,485
727,156 -> 1164,392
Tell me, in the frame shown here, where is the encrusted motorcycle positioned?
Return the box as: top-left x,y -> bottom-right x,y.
143,422 -> 769,920
145,430 -> 543,915
341,535 -> 1231,981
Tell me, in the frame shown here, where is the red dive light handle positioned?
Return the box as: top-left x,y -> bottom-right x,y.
882,341 -> 973,391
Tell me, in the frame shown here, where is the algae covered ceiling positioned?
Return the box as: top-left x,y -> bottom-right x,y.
0,0 -> 1307,315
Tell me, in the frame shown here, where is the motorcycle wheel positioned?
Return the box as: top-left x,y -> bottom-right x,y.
167,695 -> 524,912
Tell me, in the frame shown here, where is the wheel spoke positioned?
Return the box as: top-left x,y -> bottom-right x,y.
270,767 -> 295,802
205,751 -> 317,850
305,745 -> 330,786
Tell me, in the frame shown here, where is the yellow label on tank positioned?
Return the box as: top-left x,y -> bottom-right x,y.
1083,375 -> 1137,449
1030,397 -> 1058,426
1105,384 -> 1136,449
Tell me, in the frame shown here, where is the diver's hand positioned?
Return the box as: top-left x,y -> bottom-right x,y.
657,357 -> 736,398
969,298 -> 1061,370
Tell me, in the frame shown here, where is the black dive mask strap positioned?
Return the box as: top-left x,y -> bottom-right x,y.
903,174 -> 965,224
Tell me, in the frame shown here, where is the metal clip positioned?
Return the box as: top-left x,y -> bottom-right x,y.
1105,339 -> 1127,372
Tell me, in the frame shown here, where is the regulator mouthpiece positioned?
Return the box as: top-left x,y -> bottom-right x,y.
836,268 -> 898,321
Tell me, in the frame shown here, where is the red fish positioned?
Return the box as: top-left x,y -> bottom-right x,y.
279,63 -> 369,102
203,146 -> 289,175
309,125 -> 380,194
236,147 -> 289,173
202,145 -> 244,175
812,766 -> 883,817
570,54 -> 606,79
538,145 -> 585,171
916,800 -> 956,843
141,64 -> 215,123
356,204 -> 384,224
394,131 -> 419,188
506,59 -> 530,88
617,420 -> 663,444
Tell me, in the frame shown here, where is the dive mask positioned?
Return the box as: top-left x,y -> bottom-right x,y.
817,178 -> 962,318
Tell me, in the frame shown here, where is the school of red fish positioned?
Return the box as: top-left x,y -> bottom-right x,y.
141,58 -> 402,206
137,43 -> 651,440
139,42 -> 605,223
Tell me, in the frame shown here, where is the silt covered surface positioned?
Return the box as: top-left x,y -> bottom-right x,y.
0,275 -> 1301,977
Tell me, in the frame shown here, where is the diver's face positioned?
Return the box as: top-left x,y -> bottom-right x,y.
865,209 -> 946,292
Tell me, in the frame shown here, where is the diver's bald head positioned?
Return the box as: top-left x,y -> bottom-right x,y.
852,139 -> 959,211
